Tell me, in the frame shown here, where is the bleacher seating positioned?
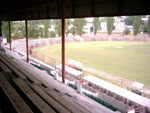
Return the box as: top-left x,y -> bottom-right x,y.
0,49 -> 115,113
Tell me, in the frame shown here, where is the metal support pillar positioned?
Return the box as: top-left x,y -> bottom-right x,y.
25,20 -> 29,63
62,0 -> 65,83
9,21 -> 11,50
0,21 -> 2,47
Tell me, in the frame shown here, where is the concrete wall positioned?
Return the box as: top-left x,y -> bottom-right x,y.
83,36 -> 150,42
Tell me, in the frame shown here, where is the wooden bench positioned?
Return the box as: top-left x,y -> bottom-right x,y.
0,72 -> 33,113
0,52 -> 115,113
13,78 -> 56,113
0,55 -> 27,80
46,89 -> 85,113
61,94 -> 91,113
0,109 -> 2,113
31,85 -> 71,113
0,61 -> 12,73
0,54 -> 40,84
13,59 -> 42,84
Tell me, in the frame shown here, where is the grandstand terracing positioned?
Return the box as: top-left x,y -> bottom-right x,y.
4,36 -> 150,113
0,47 -> 115,113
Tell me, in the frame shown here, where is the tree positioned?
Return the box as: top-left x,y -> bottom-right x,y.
20,24 -> 26,37
93,17 -> 100,36
39,27 -> 44,37
50,31 -> 56,38
133,16 -> 141,36
44,20 -> 50,38
65,19 -> 72,36
123,28 -> 131,35
28,21 -> 39,38
11,22 -> 24,39
13,32 -> 23,39
147,16 -> 150,35
124,16 -> 134,25
2,21 -> 9,42
70,20 -> 76,36
106,17 -> 114,35
54,19 -> 61,37
71,18 -> 86,36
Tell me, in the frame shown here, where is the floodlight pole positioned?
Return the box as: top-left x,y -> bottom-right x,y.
62,0 -> 65,83
25,19 -> 29,63
9,21 -> 11,50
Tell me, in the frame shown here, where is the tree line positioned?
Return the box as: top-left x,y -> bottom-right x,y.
124,16 -> 150,35
1,19 -> 87,41
1,15 -> 150,42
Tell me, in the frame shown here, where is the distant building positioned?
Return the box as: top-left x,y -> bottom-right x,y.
141,15 -> 149,24
83,23 -> 94,36
113,17 -> 125,32
38,25 -> 55,32
40,16 -> 149,36
100,17 -> 125,32
84,16 -> 149,34
100,22 -> 107,32
38,25 -> 44,29
124,25 -> 133,33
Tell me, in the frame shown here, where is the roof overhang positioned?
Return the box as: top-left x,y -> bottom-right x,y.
0,0 -> 150,21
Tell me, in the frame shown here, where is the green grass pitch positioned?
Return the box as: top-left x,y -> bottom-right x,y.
33,41 -> 150,87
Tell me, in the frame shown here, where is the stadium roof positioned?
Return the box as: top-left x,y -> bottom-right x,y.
0,0 -> 150,21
